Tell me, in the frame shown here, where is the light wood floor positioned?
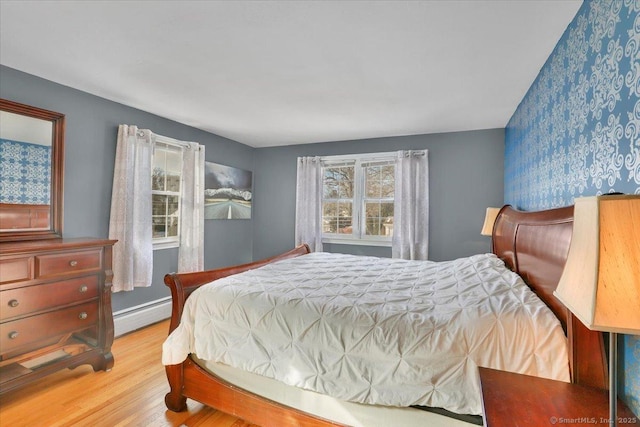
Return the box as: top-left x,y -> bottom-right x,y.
0,320 -> 259,427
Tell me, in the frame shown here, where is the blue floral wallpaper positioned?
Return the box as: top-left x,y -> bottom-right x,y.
0,138 -> 51,204
505,0 -> 639,416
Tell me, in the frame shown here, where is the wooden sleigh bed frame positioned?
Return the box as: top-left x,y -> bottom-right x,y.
163,205 -> 608,426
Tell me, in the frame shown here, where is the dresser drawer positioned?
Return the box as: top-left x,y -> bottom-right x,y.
35,249 -> 102,278
0,276 -> 99,321
0,301 -> 98,355
0,257 -> 32,285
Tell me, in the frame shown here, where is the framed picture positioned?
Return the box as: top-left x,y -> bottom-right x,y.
204,162 -> 252,219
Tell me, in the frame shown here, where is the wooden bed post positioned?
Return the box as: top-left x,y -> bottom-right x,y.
165,364 -> 187,412
567,312 -> 608,389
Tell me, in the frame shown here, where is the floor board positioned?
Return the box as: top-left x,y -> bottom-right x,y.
0,320 -> 258,427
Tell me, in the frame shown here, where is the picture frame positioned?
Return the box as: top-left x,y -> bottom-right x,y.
204,162 -> 252,219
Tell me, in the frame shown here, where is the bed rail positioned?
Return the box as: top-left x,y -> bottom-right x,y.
164,244 -> 311,334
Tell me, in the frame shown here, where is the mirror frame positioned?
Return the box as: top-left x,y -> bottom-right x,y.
0,98 -> 65,242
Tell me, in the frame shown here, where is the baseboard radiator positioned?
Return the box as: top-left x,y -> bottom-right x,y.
113,297 -> 172,337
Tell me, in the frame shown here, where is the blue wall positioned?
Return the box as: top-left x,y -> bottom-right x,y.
505,0 -> 639,415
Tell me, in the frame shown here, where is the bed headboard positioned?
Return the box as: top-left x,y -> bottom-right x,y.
492,205 -> 608,390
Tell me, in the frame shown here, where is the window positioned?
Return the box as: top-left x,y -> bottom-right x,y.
152,138 -> 183,249
321,153 -> 395,245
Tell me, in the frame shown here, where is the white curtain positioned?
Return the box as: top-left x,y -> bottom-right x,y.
109,125 -> 154,292
295,156 -> 323,252
392,150 -> 429,260
178,142 -> 205,273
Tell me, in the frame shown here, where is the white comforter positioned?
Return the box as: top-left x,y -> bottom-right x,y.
162,252 -> 569,415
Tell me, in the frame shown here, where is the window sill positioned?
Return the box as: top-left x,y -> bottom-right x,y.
322,237 -> 392,247
153,241 -> 179,251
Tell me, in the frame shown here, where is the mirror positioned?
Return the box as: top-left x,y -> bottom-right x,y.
0,99 -> 65,241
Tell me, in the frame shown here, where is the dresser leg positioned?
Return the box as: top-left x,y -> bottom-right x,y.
92,352 -> 115,372
67,351 -> 114,372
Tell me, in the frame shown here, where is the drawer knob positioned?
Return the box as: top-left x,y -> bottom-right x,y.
69,260 -> 79,267
8,331 -> 19,339
8,299 -> 19,308
78,312 -> 88,320
79,285 -> 88,293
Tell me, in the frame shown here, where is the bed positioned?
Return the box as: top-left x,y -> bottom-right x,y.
162,205 -> 608,426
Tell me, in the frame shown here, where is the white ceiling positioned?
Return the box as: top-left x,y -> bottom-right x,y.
0,1 -> 582,148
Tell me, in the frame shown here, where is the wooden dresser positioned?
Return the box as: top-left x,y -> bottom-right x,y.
0,238 -> 117,394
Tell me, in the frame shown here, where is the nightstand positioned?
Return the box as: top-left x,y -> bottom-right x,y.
479,367 -> 639,427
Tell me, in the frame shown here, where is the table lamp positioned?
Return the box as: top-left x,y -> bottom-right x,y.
554,194 -> 640,427
481,207 -> 501,236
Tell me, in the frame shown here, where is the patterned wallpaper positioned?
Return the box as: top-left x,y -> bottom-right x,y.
505,0 -> 639,416
0,139 -> 51,204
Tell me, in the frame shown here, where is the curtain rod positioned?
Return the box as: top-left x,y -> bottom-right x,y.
300,150 -> 426,164
151,132 -> 202,150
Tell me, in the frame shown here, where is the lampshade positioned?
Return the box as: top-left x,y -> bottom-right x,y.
554,195 -> 640,335
480,207 -> 501,236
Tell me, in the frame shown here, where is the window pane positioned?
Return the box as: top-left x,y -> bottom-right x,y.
167,195 -> 179,214
322,164 -> 354,235
323,218 -> 337,233
381,202 -> 394,236
152,216 -> 167,239
322,202 -> 353,234
323,168 -> 339,198
323,166 -> 353,199
322,201 -> 337,233
152,194 -> 168,239
366,218 -> 381,236
365,202 -> 394,236
380,202 -> 394,218
165,150 -> 182,192
152,147 -> 167,191
336,202 -> 352,234
167,215 -> 179,237
168,196 -> 179,236
152,194 -> 167,216
381,165 -> 395,198
153,146 -> 166,170
365,164 -> 394,199
152,194 -> 180,239
338,179 -> 353,199
165,150 -> 182,174
365,166 -> 381,198
152,168 -> 165,191
323,201 -> 337,217
166,172 -> 180,192
365,202 -> 380,218
323,181 -> 339,199
365,202 -> 381,236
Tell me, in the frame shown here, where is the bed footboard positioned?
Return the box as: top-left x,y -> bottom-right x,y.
163,244 -> 311,413
164,244 -> 311,333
